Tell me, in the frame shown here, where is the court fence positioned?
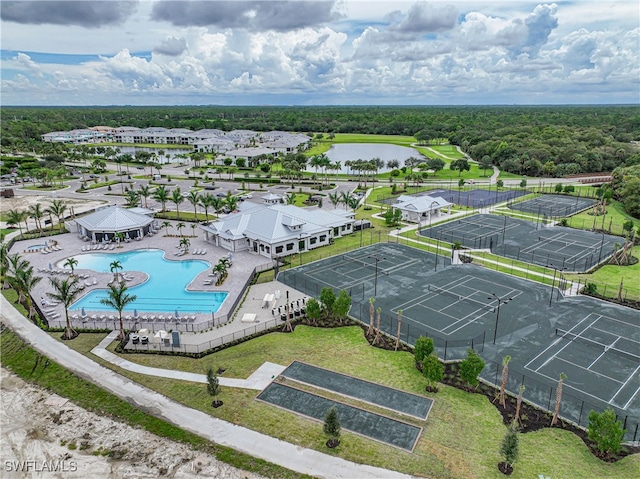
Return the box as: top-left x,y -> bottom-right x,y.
481,357 -> 640,444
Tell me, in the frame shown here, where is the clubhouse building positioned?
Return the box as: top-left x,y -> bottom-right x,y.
200,196 -> 355,259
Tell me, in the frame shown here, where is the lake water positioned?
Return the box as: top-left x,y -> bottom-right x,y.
308,143 -> 425,174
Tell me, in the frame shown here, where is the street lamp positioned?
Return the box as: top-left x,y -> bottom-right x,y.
488,293 -> 513,344
367,254 -> 385,296
429,200 -> 438,229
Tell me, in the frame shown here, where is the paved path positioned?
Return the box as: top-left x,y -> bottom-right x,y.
1,297 -> 416,479
92,331 -> 286,389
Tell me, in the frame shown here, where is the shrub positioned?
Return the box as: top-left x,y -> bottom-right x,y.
414,336 -> 434,363
459,348 -> 485,388
500,423 -> 519,468
422,353 -> 444,390
588,409 -> 625,456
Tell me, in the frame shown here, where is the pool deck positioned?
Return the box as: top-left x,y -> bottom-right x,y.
10,223 -> 300,341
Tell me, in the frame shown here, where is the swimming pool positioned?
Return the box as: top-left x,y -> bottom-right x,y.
69,249 -> 228,314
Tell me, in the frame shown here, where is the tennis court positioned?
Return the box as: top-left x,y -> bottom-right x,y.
526,311 -> 640,413
420,188 -> 527,208
256,382 -> 422,451
379,188 -> 527,208
277,243 -> 640,440
508,194 -> 595,217
419,213 -> 623,271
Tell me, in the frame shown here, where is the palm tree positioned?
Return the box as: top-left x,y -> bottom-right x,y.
161,221 -> 172,236
176,222 -> 186,236
286,192 -> 296,205
395,309 -> 403,351
499,355 -> 511,408
225,195 -> 238,213
48,276 -> 84,339
0,240 -> 10,289
5,253 -> 31,302
551,372 -> 567,426
125,190 -> 140,207
153,185 -> 169,212
138,184 -> 151,208
11,265 -> 41,321
210,197 -> 224,217
374,307 -> 382,345
28,203 -> 45,236
368,297 -> 375,336
170,187 -> 184,218
179,237 -> 191,252
110,260 -> 123,283
199,193 -> 214,221
100,281 -> 137,341
46,199 -> 68,232
187,191 -> 201,220
514,385 -> 525,425
190,224 -> 198,237
63,257 -> 78,276
5,209 -> 27,238
328,192 -> 340,209
310,154 -> 323,188
340,191 -> 353,210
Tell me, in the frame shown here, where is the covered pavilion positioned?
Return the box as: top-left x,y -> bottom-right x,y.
73,205 -> 155,243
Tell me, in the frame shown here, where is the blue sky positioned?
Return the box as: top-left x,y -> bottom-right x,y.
1,1 -> 638,106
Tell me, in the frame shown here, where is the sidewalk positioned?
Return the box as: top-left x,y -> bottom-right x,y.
1,296 -> 416,479
93,331 -> 286,389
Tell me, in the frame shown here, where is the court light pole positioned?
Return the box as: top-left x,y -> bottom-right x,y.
367,254 -> 385,296
548,266 -> 558,307
488,293 -> 513,344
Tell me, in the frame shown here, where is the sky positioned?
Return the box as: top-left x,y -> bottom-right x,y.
1,0 -> 639,106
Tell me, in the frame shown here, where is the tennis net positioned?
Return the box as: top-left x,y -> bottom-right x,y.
428,285 -> 494,312
556,329 -> 640,363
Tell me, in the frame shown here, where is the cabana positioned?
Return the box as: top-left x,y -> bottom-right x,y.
73,205 -> 154,243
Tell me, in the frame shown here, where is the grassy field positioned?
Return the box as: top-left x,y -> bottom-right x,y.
40,325 -> 640,479
0,330 -> 308,479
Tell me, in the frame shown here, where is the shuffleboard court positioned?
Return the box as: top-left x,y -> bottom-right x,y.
257,382 -> 422,451
419,213 -> 624,271
508,194 -> 595,217
281,361 -> 433,419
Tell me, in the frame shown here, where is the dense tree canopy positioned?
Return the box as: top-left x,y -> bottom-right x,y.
2,105 -> 638,177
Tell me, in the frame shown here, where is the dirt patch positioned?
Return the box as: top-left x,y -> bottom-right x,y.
0,367 -> 266,479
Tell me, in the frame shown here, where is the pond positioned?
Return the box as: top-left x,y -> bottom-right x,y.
307,143 -> 426,174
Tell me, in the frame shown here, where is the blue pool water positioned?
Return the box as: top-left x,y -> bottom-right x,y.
69,249 -> 228,314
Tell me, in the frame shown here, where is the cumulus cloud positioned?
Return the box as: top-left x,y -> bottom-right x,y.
0,1 -> 138,27
150,0 -> 342,31
518,3 -> 558,57
154,36 -> 188,56
391,1 -> 458,34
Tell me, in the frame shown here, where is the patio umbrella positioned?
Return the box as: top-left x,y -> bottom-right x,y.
48,263 -> 53,271
133,308 -> 139,319
174,309 -> 180,319
81,307 -> 86,318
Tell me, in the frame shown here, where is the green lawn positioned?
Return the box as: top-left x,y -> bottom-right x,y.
565,245 -> 640,300
57,325 -> 640,479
